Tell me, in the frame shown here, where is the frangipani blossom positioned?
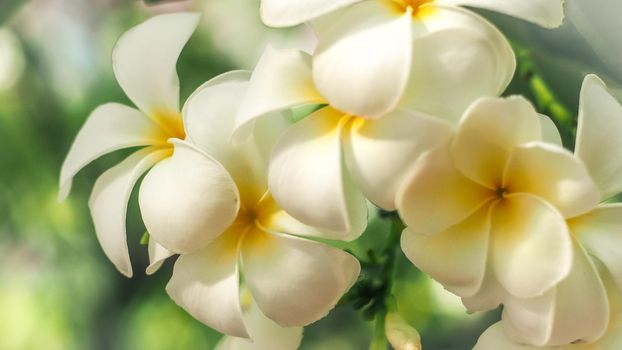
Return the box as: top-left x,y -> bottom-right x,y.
260,0 -> 564,120
398,74 -> 622,346
58,12 -> 200,277
466,75 -> 622,347
235,46 -> 454,238
138,70 -> 360,338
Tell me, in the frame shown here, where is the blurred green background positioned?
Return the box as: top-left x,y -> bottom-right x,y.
0,0 -> 620,349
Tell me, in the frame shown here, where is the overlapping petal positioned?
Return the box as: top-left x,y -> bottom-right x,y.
451,96 -> 542,188
397,142 -> 495,234
570,204 -> 622,291
88,147 -> 169,277
312,1 -> 413,118
241,230 -> 360,327
268,107 -> 367,240
139,140 -> 239,254
462,272 -> 505,312
259,0 -> 362,27
343,110 -> 453,210
401,205 -> 491,297
166,230 -> 248,338
112,12 -> 199,115
538,114 -> 563,146
146,238 -> 175,275
504,142 -> 599,218
491,194 -> 572,299
474,322 -> 542,350
235,47 -> 324,141
58,103 -> 163,201
576,74 -> 622,200
436,0 -> 565,28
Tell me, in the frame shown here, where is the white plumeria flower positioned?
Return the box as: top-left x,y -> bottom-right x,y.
398,74 -> 622,346
137,70 -> 360,338
235,46 -> 454,238
215,289 -> 303,350
474,275 -> 622,350
58,12 -> 201,277
259,0 -> 564,120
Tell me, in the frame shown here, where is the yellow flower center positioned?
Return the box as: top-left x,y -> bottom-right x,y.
228,192 -> 281,254
149,108 -> 186,146
386,0 -> 436,18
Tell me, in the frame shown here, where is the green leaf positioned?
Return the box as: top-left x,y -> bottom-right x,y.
140,231 -> 150,246
0,0 -> 28,26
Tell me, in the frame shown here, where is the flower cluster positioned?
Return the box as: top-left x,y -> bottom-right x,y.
59,1 -> 622,349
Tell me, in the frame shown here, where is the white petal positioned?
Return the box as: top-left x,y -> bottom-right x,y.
451,96 -> 542,188
312,1 -> 413,118
504,142 -> 600,218
235,47 -> 323,142
260,0 -> 362,27
112,12 -> 199,115
146,238 -> 174,275
139,140 -> 239,254
546,243 -> 609,346
166,231 -> 248,338
268,107 -> 367,240
575,74 -> 622,200
503,242 -> 609,346
396,142 -> 495,235
344,109 -> 453,210
401,204 -> 491,297
436,0 -> 565,28
474,322 -> 542,350
538,114 -> 563,146
241,231 -> 360,327
257,195 -> 325,239
88,147 -> 169,277
401,7 -> 515,123
58,103 -> 162,201
215,298 -> 303,350
491,194 -> 572,299
570,204 -> 622,291
462,272 -> 505,313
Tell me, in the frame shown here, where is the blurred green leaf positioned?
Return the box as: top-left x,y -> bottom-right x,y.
0,0 -> 28,25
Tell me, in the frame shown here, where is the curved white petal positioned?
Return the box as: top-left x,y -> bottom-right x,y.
58,103 -> 162,201
112,12 -> 199,115
257,195 -> 325,239
504,142 -> 600,218
166,231 -> 248,338
313,1 -> 413,118
462,272 -> 505,313
474,322 -> 542,350
344,110 -> 453,210
451,96 -> 542,188
146,238 -> 175,275
491,194 -> 572,299
268,107 -> 367,240
397,142 -> 495,235
401,204 -> 491,297
576,74 -> 622,200
570,203 -> 622,291
538,114 -> 563,146
215,297 -> 303,350
139,140 -> 239,254
436,0 -> 565,28
260,0 -> 362,27
503,242 -> 609,346
401,7 -> 515,123
88,147 -> 169,277
241,231 -> 360,327
235,47 -> 323,142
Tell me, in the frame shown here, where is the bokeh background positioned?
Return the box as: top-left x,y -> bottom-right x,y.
1,0 -> 620,349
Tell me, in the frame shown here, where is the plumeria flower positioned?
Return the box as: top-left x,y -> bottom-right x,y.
398,74 -> 622,346
215,289 -> 303,350
474,275 -> 622,350
259,0 -> 564,120
137,70 -> 360,338
58,12 -> 200,277
234,46 -> 454,239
